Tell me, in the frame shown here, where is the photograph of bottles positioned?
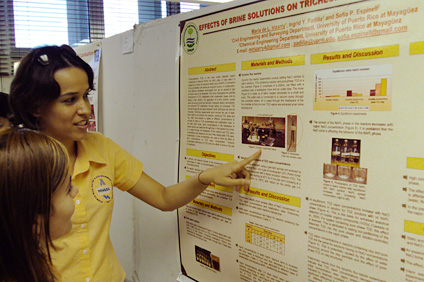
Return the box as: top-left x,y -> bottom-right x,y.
338,165 -> 351,179
323,163 -> 367,184
331,138 -> 361,167
325,138 -> 367,183
331,138 -> 341,163
323,163 -> 338,178
352,167 -> 367,182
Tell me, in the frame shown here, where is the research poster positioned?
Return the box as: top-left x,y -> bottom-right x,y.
177,0 -> 424,281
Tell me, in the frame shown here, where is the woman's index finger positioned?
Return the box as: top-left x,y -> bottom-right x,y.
238,149 -> 261,167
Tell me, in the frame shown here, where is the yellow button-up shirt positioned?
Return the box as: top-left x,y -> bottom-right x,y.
51,132 -> 143,282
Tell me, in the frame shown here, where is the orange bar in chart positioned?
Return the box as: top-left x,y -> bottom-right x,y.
375,83 -> 381,96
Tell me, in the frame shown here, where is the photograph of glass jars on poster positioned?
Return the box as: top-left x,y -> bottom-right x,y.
241,116 -> 286,148
323,138 -> 367,184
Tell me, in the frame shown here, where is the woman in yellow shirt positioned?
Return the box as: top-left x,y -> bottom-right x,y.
9,45 -> 260,282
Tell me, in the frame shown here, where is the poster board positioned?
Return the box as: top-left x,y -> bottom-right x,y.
177,0 -> 424,281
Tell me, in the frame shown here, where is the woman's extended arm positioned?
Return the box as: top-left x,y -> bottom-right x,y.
127,150 -> 261,211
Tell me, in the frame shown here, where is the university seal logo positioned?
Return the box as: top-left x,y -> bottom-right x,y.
91,175 -> 113,203
182,23 -> 199,54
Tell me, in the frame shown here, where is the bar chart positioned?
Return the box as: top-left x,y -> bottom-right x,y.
314,64 -> 392,111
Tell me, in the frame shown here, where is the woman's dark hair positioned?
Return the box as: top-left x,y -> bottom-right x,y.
0,127 -> 69,282
0,92 -> 11,119
9,45 -> 94,129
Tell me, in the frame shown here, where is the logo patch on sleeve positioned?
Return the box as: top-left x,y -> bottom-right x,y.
91,175 -> 113,203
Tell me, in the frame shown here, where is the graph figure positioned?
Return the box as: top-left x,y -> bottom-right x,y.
314,64 -> 392,111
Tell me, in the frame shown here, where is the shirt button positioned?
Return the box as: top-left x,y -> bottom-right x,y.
86,278 -> 90,282
81,224 -> 85,229
76,200 -> 81,205
83,249 -> 88,255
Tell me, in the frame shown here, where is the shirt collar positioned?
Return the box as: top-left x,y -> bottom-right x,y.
73,137 -> 107,177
